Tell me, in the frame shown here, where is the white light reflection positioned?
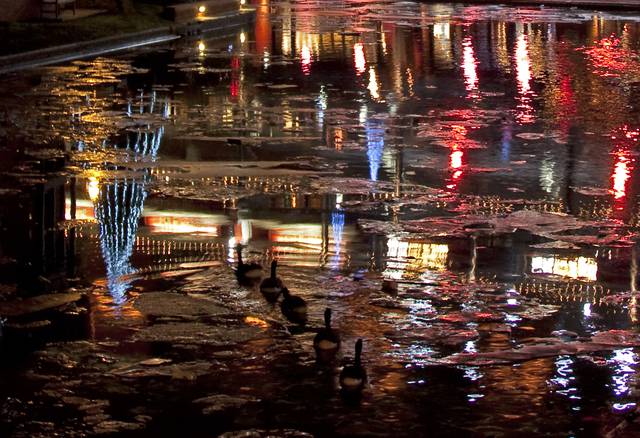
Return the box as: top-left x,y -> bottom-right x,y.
531,256 -> 598,281
462,35 -> 478,97
609,348 -> 637,401
227,236 -> 237,262
316,85 -> 327,129
463,367 -> 483,382
263,49 -> 270,69
515,32 -> 535,124
94,178 -> 147,305
354,43 -> 366,75
464,340 -> 477,353
301,44 -> 312,75
550,355 -> 578,398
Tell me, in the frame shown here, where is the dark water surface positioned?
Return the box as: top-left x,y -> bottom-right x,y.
2,1 -> 640,436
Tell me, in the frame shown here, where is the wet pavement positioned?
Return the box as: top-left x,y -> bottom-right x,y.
2,1 -> 640,436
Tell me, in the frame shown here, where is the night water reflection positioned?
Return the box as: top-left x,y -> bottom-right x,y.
2,1 -> 640,436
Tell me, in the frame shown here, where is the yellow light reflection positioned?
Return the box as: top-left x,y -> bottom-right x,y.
144,217 -> 219,236
531,256 -> 598,281
368,67 -> 380,99
87,177 -> 100,202
386,238 -> 449,279
433,23 -> 450,39
334,128 -> 344,151
244,316 -> 269,329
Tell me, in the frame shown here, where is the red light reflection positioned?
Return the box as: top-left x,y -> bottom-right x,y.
446,124 -> 468,190
583,35 -> 640,79
610,125 -> 639,210
612,151 -> 631,201
230,56 -> 240,100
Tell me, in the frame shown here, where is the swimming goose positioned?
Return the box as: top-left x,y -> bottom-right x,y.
260,260 -> 284,303
313,308 -> 341,362
235,244 -> 263,286
340,339 -> 367,393
280,288 -> 307,325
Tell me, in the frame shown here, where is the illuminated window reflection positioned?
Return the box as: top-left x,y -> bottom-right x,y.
531,256 -> 598,281
386,238 -> 449,279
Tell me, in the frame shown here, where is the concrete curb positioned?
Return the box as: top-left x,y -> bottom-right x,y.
0,8 -> 256,74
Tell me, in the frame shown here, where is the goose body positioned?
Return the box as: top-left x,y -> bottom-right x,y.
313,308 -> 340,362
260,260 -> 284,303
235,244 -> 263,286
340,339 -> 367,393
280,288 -> 307,325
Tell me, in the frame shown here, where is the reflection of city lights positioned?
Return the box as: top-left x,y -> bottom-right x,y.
381,31 -> 387,55
244,316 -> 269,329
433,23 -> 450,39
447,124 -> 468,188
87,177 -> 100,202
515,35 -> 531,94
198,41 -> 206,54
301,45 -> 312,75
550,355 -> 575,396
531,256 -> 598,281
583,36 -> 640,80
65,198 -> 95,220
354,43 -> 366,75
198,5 -> 206,13
144,217 -> 219,236
450,149 -> 463,170
612,151 -> 631,201
515,33 -> 535,124
240,32 -> 246,44
609,349 -> 637,396
609,126 -> 638,208
462,36 -> 478,95
271,224 -> 323,246
368,67 -> 379,99
272,235 -> 323,245
334,128 -> 344,151
386,238 -> 449,279
366,118 -> 385,181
